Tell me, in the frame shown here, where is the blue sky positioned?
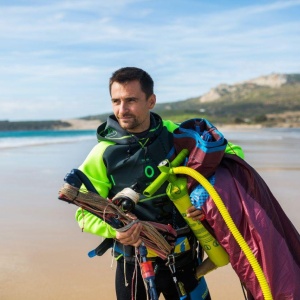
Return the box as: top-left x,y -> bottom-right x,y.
1,0 -> 300,121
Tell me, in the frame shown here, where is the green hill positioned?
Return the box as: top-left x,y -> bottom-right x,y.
153,73 -> 300,125
0,120 -> 71,131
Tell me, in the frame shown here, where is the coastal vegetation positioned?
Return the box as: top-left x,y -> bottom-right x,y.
0,120 -> 70,131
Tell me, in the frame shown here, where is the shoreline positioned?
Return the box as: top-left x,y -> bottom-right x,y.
1,115 -> 300,132
58,119 -> 102,130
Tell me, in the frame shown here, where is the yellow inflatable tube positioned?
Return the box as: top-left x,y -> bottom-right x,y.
165,176 -> 229,267
172,166 -> 273,300
143,148 -> 229,267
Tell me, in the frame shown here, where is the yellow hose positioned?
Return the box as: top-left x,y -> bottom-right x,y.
172,166 -> 273,300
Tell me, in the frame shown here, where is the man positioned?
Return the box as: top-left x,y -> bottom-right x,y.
73,67 -> 243,299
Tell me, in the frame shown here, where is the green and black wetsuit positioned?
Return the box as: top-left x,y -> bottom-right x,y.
75,112 -> 243,300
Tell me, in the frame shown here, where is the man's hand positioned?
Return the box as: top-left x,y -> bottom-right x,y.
186,206 -> 205,221
116,222 -> 142,247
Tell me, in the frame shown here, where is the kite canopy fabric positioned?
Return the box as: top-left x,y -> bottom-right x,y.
173,118 -> 227,191
172,119 -> 300,299
202,154 -> 300,299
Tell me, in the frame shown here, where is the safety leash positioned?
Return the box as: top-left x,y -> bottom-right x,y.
166,254 -> 189,300
139,243 -> 158,300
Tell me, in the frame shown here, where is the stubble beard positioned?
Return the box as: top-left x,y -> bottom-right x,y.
118,116 -> 139,131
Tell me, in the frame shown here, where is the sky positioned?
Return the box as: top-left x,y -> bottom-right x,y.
1,0 -> 300,121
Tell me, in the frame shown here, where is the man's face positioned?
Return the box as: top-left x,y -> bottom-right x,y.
111,80 -> 156,133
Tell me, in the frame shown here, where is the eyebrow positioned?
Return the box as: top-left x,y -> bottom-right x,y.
111,97 -> 138,102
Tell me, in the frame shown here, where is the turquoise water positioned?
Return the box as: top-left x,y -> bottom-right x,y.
1,127 -> 300,162
0,129 -> 96,149
1,127 -> 299,149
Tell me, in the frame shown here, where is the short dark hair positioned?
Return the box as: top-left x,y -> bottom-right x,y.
109,67 -> 154,98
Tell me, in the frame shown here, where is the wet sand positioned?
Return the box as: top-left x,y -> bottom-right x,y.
1,130 -> 299,300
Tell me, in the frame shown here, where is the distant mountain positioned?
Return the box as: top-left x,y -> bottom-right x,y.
1,73 -> 300,131
153,73 -> 300,126
198,73 -> 295,103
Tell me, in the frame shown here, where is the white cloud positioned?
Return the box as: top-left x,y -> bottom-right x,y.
0,0 -> 299,120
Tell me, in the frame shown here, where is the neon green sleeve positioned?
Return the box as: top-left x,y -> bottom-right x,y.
163,119 -> 179,132
225,142 -> 245,159
78,142 -> 113,196
74,142 -> 117,238
75,208 -> 117,238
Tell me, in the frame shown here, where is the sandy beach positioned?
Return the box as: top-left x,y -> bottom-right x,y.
1,128 -> 299,300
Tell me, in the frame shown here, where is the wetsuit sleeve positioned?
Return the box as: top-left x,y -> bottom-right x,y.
163,119 -> 180,132
74,142 -> 117,238
75,209 -> 117,238
78,142 -> 113,196
225,142 -> 244,159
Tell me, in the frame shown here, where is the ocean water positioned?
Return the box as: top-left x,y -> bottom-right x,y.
0,129 -> 96,149
1,127 -> 299,148
1,127 -> 299,173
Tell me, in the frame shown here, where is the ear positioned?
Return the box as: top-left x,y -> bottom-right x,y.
148,94 -> 156,109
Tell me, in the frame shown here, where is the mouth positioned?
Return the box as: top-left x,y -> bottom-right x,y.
118,115 -> 133,120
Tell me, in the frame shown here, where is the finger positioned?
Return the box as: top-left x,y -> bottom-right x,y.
126,212 -> 138,220
187,210 -> 199,217
128,224 -> 142,245
193,215 -> 205,221
132,238 -> 142,247
131,223 -> 142,243
116,223 -> 142,245
186,206 -> 197,214
187,211 -> 205,221
186,206 -> 201,217
123,234 -> 140,246
191,211 -> 205,220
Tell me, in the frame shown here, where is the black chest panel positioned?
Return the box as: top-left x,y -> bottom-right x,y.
103,127 -> 185,227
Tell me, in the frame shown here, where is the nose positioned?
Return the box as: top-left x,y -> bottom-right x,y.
119,100 -> 128,115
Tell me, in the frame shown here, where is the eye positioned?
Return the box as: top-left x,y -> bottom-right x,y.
112,99 -> 120,105
128,98 -> 137,103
